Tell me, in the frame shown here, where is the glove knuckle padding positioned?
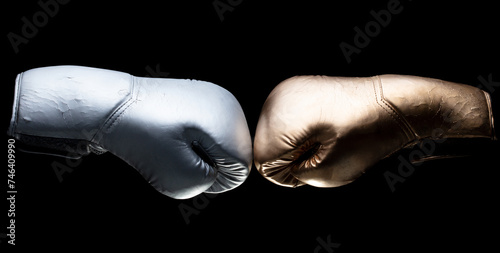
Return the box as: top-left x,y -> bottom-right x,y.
254,75 -> 495,188
9,66 -> 252,199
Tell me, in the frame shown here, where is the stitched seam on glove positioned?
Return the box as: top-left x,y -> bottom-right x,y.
372,76 -> 417,142
91,75 -> 138,143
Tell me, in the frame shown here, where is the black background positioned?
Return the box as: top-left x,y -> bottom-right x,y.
2,0 -> 499,252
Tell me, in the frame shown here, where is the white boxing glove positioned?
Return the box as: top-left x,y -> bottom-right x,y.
8,65 -> 252,199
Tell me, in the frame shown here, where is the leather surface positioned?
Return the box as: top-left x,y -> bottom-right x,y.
254,75 -> 495,188
9,65 -> 252,199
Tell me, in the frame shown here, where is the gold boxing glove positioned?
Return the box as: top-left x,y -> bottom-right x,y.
254,75 -> 496,188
